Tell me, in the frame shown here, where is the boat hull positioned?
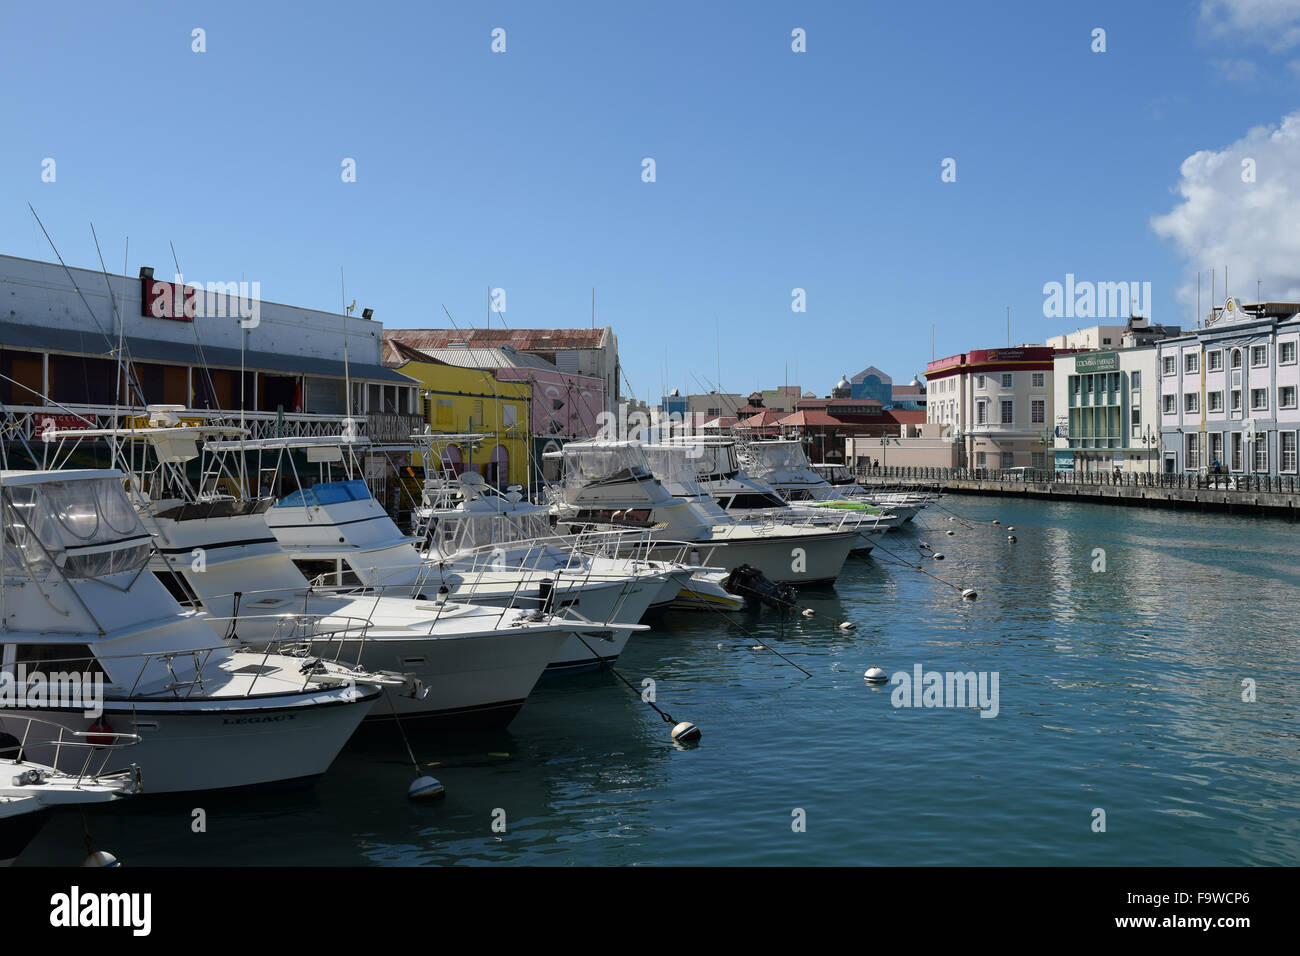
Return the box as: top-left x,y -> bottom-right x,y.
4,692 -> 377,795
315,627 -> 571,727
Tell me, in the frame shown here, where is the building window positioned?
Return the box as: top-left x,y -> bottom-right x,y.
1231,389 -> 1242,412
1031,452 -> 1045,469
977,374 -> 985,389
1102,337 -> 1112,345
1131,370 -> 1141,390
1185,432 -> 1200,470
1163,356 -> 1176,376
1184,353 -> 1199,374
1208,391 -> 1223,412
1032,372 -> 1044,388
1131,406 -> 1141,427
1251,345 -> 1268,367
1031,399 -> 1045,423
1000,400 -> 1013,424
976,452 -> 986,467
1283,432 -> 1298,473
1000,452 -> 1014,469
976,401 -> 987,425
1281,341 -> 1297,365
1282,386 -> 1298,409
1209,432 -> 1223,469
1162,394 -> 1175,414
1001,373 -> 1012,388
1254,433 -> 1269,472
1207,350 -> 1223,371
1251,388 -> 1268,411
1184,393 -> 1198,414
1231,349 -> 1242,370
1071,377 -> 1080,395
1231,431 -> 1243,471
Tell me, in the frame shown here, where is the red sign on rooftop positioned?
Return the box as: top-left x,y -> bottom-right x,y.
140,277 -> 196,322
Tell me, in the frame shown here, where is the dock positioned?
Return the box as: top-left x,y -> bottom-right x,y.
854,467 -> 1300,519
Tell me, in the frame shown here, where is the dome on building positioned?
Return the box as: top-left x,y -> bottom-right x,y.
831,374 -> 851,399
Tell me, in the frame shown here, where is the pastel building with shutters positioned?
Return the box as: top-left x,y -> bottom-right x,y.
1155,298 -> 1300,476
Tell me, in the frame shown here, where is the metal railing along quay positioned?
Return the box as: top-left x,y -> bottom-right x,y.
850,464 -> 1300,517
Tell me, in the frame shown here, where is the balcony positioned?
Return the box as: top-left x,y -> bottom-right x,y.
3,404 -> 422,444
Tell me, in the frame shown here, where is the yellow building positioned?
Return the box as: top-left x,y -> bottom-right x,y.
389,350 -> 532,487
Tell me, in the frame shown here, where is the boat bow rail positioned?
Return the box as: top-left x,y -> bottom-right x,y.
0,713 -> 142,792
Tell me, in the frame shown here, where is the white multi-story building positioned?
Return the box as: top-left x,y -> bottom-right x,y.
1156,298 -> 1300,476
925,346 -> 1061,469
1052,347 -> 1160,474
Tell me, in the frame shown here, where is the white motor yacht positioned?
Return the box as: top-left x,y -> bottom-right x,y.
0,469 -> 389,794
547,440 -> 857,585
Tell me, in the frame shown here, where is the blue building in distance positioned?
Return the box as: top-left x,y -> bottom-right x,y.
850,366 -> 893,405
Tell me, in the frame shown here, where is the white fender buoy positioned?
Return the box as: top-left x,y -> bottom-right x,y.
751,645 -> 764,651
672,721 -> 701,743
838,621 -> 856,630
81,851 -> 120,867
992,519 -> 1000,525
409,775 -> 446,801
1007,526 -> 1015,532
1007,535 -> 1017,542
863,666 -> 889,683
802,608 -> 815,617
961,588 -> 978,600
933,553 -> 945,561
945,530 -> 954,536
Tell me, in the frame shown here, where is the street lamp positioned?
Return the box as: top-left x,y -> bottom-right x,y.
1141,425 -> 1156,477
880,434 -> 887,472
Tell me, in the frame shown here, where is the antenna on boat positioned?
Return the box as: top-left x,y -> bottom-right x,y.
341,268 -> 355,468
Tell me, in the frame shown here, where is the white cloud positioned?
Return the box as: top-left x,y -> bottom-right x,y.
1201,0 -> 1300,50
1215,57 -> 1260,81
1151,110 -> 1300,308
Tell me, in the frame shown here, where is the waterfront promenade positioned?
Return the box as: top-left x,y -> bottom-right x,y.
856,466 -> 1300,518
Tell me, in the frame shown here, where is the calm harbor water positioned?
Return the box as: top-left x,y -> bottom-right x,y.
23,495 -> 1300,866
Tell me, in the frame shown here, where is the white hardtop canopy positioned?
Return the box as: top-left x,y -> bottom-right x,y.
0,467 -> 125,486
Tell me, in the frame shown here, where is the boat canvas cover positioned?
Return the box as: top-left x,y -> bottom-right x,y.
2,474 -> 151,579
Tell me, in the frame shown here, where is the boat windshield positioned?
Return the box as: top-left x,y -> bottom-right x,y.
2,476 -> 152,579
675,441 -> 737,478
425,510 -> 553,553
274,480 -> 372,508
746,442 -> 812,474
561,444 -> 652,490
643,446 -> 710,495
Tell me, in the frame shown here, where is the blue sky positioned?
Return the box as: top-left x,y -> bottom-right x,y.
3,1 -> 1300,402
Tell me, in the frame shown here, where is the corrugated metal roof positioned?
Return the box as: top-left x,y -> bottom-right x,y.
409,346 -> 562,373
386,328 -> 611,351
0,320 -> 412,383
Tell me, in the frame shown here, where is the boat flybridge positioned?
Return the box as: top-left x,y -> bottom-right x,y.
546,440 -> 858,585
1,713 -> 141,865
44,412 -> 584,730
740,439 -> 922,523
645,437 -> 894,552
0,468 -> 393,794
409,433 -> 743,621
218,431 -> 666,676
